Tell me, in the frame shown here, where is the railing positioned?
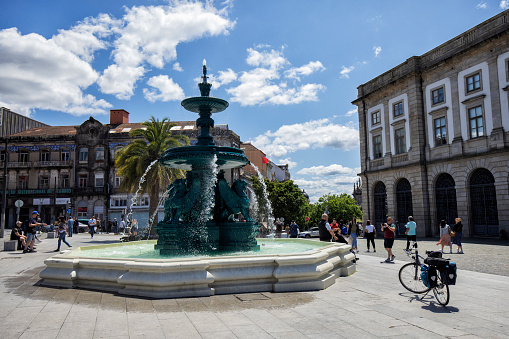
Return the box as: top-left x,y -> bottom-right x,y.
5,161 -> 32,168
392,154 -> 409,164
33,160 -> 73,167
369,159 -> 384,170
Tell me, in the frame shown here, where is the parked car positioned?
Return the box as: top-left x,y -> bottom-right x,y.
41,224 -> 55,232
77,219 -> 89,233
298,227 -> 320,238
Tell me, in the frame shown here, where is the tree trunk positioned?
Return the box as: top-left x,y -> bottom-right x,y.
148,177 -> 160,237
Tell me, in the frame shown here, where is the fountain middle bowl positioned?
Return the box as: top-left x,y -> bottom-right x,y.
159,145 -> 249,170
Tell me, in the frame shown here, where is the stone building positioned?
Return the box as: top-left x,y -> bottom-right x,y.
1,109 -> 243,227
352,10 -> 509,237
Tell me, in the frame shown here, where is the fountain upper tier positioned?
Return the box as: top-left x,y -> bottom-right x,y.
160,61 -> 249,171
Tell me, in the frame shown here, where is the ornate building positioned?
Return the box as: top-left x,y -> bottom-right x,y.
1,109 -> 243,227
352,10 -> 509,237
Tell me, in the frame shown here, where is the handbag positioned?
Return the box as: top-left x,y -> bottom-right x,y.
449,228 -> 456,237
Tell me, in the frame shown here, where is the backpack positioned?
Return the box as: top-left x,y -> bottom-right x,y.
341,226 -> 348,235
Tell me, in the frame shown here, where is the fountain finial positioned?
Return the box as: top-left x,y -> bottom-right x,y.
199,59 -> 212,97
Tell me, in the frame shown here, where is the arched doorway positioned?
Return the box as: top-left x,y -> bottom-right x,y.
396,178 -> 413,234
470,168 -> 499,236
435,173 -> 458,227
374,182 -> 387,235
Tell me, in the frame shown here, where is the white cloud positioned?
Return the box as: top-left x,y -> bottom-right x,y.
373,45 -> 382,57
98,2 -> 235,99
500,0 -> 509,9
285,61 -> 325,81
297,164 -> 359,176
346,108 -> 357,116
293,175 -> 359,203
0,28 -> 111,116
226,47 -> 326,106
251,118 -> 359,158
340,65 -> 355,79
143,75 -> 185,102
476,2 -> 488,9
173,62 -> 183,72
278,157 -> 297,169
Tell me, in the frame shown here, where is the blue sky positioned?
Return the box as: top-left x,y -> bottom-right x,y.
0,0 -> 507,202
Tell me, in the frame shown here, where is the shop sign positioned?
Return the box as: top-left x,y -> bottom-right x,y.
55,198 -> 71,205
33,198 -> 51,205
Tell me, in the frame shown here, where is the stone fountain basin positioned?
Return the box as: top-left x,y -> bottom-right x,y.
39,239 -> 356,299
159,145 -> 249,170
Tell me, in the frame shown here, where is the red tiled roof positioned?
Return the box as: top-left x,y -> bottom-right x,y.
9,126 -> 78,137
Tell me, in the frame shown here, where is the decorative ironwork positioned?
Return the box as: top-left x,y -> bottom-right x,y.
470,168 -> 499,236
435,173 -> 458,227
8,144 -> 75,152
374,181 -> 387,233
396,178 -> 413,227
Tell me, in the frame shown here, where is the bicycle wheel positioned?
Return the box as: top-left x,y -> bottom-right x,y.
399,263 -> 429,293
433,273 -> 450,306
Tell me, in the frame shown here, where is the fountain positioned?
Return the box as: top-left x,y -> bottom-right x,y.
39,62 -> 356,298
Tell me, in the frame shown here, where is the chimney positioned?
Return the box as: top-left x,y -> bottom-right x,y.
110,109 -> 129,126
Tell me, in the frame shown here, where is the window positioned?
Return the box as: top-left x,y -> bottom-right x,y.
96,147 -> 104,161
40,175 -> 50,189
466,73 -> 481,92
61,174 -> 70,188
434,117 -> 447,145
115,176 -> 122,187
95,173 -> 104,187
373,135 -> 382,159
40,150 -> 50,162
79,148 -> 88,162
79,174 -> 88,188
0,150 -> 5,162
393,102 -> 404,117
138,196 -> 149,206
371,111 -> 381,125
432,87 -> 444,105
18,175 -> 28,189
395,128 -> 406,154
77,207 -> 87,218
469,106 -> 484,138
19,151 -> 28,163
112,198 -> 127,207
61,149 -> 70,161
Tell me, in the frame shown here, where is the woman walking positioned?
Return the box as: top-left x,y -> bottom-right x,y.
436,220 -> 453,253
364,220 -> 376,252
453,217 -> 464,254
54,216 -> 72,252
348,217 -> 360,253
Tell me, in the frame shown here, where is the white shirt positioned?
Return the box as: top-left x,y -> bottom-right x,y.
325,221 -> 331,231
88,218 -> 96,226
365,225 -> 375,233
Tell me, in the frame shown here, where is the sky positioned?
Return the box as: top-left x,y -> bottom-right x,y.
0,0 -> 507,202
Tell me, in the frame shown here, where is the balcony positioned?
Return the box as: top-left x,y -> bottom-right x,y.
74,187 -> 107,195
33,160 -> 73,168
2,161 -> 33,168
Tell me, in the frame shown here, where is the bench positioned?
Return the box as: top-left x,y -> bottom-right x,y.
3,240 -> 17,251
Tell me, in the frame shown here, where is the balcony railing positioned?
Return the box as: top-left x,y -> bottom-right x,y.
33,160 -> 73,167
5,161 -> 32,168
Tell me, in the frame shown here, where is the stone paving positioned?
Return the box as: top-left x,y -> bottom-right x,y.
1,232 -> 509,338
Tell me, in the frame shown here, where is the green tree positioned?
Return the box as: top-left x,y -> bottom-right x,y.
115,117 -> 189,234
252,177 -> 309,227
309,193 -> 362,226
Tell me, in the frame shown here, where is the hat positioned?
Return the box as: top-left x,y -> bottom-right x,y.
32,211 -> 39,215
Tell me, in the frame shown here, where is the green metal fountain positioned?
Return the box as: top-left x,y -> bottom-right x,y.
155,61 -> 260,255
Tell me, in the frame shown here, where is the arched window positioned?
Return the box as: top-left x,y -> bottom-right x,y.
396,178 -> 413,226
374,182 -> 387,233
470,168 -> 499,236
435,173 -> 458,226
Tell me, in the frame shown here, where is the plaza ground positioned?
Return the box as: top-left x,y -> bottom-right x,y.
1,232 -> 508,338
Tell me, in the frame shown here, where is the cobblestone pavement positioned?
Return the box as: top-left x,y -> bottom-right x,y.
1,233 -> 509,338
349,236 -> 509,276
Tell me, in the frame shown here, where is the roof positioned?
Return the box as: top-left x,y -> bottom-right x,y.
9,125 -> 78,137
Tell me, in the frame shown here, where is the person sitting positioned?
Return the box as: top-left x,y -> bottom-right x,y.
10,221 -> 27,250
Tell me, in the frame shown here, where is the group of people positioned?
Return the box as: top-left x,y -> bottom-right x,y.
274,218 -> 299,238
10,210 -> 48,253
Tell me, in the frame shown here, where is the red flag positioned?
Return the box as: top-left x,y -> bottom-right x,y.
262,156 -> 269,164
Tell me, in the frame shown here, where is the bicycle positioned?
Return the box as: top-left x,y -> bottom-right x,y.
398,242 -> 456,306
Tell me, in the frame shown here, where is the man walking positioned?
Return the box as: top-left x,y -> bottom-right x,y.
88,215 -> 97,238
405,216 -> 417,251
382,217 -> 396,262
318,214 -> 337,242
112,218 -> 118,234
67,216 -> 74,237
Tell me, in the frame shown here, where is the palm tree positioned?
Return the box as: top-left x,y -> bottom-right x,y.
115,117 -> 189,235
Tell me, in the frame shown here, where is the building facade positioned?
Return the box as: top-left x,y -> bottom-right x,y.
1,110 -> 243,227
352,10 -> 509,237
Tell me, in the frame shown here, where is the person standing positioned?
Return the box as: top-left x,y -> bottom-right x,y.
436,220 -> 453,253
73,217 -> 78,235
364,220 -> 376,252
318,214 -> 337,242
24,211 -> 46,253
453,217 -> 464,254
382,217 -> 396,262
274,218 -> 283,238
131,219 -> 138,236
119,218 -> 126,235
405,216 -> 417,251
54,216 -> 72,252
289,221 -> 299,238
348,218 -> 360,253
88,215 -> 97,239
67,216 -> 74,237
112,218 -> 118,234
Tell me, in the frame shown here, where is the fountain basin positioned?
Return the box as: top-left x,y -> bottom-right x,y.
39,239 -> 356,298
159,145 -> 249,170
